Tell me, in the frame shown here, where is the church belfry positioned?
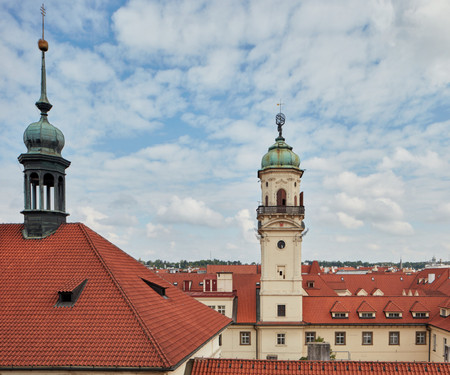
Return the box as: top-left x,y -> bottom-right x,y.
257,111 -> 306,323
18,6 -> 70,238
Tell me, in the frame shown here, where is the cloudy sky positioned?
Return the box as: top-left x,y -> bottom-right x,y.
1,0 -> 449,264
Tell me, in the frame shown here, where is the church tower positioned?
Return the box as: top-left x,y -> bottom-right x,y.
257,112 -> 305,324
18,7 -> 70,238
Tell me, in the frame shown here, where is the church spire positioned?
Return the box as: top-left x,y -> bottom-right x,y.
18,4 -> 71,239
36,4 -> 52,115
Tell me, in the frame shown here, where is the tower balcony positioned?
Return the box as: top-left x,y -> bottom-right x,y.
257,205 -> 305,216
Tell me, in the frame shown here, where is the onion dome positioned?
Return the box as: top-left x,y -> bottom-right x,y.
260,112 -> 300,170
23,32 -> 65,156
261,136 -> 300,170
23,116 -> 65,155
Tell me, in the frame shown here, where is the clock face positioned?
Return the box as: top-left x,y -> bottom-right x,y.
277,240 -> 285,249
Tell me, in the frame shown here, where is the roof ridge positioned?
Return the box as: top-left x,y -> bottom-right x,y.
77,223 -> 170,367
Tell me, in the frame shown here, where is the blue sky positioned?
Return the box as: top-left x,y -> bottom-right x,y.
1,0 -> 449,264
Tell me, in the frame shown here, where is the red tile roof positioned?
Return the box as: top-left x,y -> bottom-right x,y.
410,300 -> 431,312
357,300 -> 376,312
0,223 -> 230,369
158,264 -> 449,329
191,358 -> 449,375
383,300 -> 403,312
233,273 -> 260,323
304,296 -> 445,325
330,301 -> 349,313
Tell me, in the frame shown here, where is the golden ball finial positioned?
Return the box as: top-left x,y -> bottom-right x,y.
38,38 -> 48,51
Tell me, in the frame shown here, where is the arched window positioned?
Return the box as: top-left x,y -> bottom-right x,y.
30,173 -> 39,209
265,195 -> 268,206
58,176 -> 64,211
43,173 -> 55,210
277,189 -> 286,206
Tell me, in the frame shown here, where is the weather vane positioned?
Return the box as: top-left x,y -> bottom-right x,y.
276,101 -> 286,138
38,4 -> 48,52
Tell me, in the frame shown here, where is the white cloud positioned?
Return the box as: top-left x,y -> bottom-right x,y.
337,212 -> 364,229
146,222 -> 170,238
157,196 -> 224,227
234,209 -> 258,243
1,0 -> 450,264
373,221 -> 414,236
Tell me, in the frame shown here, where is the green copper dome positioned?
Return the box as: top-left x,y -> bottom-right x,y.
23,115 -> 65,156
261,136 -> 300,170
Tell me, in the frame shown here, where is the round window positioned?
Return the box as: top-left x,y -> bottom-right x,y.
277,240 -> 285,249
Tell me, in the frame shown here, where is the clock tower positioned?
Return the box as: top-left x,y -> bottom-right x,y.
257,112 -> 305,323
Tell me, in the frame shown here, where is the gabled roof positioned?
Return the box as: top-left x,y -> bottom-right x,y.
355,288 -> 368,296
439,297 -> 450,309
357,300 -> 376,313
0,223 -> 230,369
191,358 -> 449,375
308,260 -> 321,274
410,300 -> 431,312
304,296 -> 446,325
383,300 -> 403,312
330,301 -> 348,313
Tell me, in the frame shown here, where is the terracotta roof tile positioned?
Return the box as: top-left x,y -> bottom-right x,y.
304,296 -> 445,324
357,300 -> 376,312
383,300 -> 403,312
410,300 -> 431,312
0,223 -> 230,368
191,358 -> 449,375
330,301 -> 349,313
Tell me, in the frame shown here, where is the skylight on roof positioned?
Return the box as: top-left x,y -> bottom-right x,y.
55,279 -> 88,307
142,278 -> 168,299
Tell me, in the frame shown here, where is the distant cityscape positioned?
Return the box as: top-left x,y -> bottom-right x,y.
140,257 -> 449,273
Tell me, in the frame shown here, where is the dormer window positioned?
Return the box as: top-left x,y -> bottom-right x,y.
142,278 -> 168,298
56,279 -> 88,307
386,312 -> 402,319
332,312 -> 348,319
359,312 -> 375,319
440,308 -> 449,317
306,281 -> 315,288
412,312 -> 429,319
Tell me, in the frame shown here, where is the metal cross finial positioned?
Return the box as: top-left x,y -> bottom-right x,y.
277,100 -> 284,113
40,4 -> 46,39
275,100 -> 286,138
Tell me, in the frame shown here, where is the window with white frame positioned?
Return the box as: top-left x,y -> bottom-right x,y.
389,332 -> 399,345
386,312 -> 401,319
332,312 -> 348,319
360,312 -> 375,319
207,305 -> 215,310
217,305 -> 225,315
433,334 -> 437,351
335,332 -> 346,345
277,333 -> 286,345
305,332 -> 316,344
416,331 -> 426,345
362,332 -> 373,345
240,331 -> 251,345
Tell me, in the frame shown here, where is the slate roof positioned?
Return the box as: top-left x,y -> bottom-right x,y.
0,223 -> 230,369
190,358 -> 449,375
